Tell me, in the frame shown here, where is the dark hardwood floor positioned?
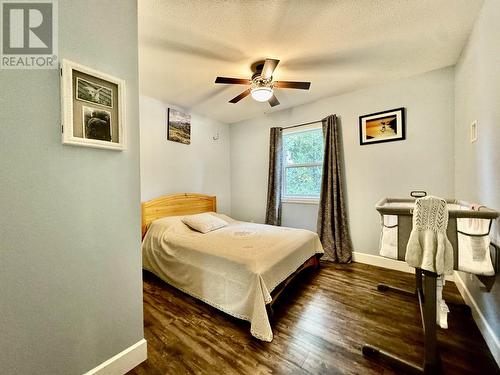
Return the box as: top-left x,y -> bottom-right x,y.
129,262 -> 498,375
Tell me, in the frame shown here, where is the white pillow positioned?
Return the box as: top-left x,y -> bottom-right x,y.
181,212 -> 228,233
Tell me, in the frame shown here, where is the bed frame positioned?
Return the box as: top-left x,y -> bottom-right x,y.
141,193 -> 320,318
141,193 -> 217,238
266,254 -> 320,318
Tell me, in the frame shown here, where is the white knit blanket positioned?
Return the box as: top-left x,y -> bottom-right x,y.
405,196 -> 454,275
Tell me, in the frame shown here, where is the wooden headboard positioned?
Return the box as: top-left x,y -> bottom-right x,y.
141,193 -> 217,237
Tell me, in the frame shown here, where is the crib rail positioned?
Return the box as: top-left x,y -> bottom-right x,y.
375,197 -> 498,219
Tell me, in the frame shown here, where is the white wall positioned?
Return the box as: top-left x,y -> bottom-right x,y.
454,0 -> 500,244
230,67 -> 455,255
454,0 -> 500,353
0,1 -> 143,374
140,95 -> 231,214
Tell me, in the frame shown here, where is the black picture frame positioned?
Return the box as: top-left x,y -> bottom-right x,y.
359,107 -> 405,145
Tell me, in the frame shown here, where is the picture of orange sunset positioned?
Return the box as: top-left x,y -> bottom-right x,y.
365,115 -> 397,139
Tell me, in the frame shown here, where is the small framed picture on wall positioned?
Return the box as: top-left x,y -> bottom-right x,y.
359,107 -> 405,145
60,59 -> 125,150
167,108 -> 191,145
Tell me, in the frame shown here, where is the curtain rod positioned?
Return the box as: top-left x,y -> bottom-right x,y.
281,119 -> 323,130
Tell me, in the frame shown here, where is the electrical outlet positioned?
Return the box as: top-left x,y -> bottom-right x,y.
470,121 -> 477,143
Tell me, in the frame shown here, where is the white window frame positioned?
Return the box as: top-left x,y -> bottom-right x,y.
281,124 -> 323,204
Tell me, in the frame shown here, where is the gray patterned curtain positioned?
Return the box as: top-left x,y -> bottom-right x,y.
265,127 -> 283,226
317,115 -> 353,263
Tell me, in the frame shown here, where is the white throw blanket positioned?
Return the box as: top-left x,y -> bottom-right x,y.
405,196 -> 454,275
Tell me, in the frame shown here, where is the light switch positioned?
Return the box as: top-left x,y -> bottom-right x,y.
470,121 -> 477,143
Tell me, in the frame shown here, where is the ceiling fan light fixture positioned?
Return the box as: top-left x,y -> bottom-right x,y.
215,58 -> 310,106
251,86 -> 273,102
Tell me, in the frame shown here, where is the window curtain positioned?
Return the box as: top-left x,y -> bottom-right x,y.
265,127 -> 283,226
317,115 -> 353,263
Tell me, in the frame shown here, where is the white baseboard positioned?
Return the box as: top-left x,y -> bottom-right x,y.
351,251 -> 454,281
352,251 -> 414,273
83,338 -> 147,375
454,272 -> 500,367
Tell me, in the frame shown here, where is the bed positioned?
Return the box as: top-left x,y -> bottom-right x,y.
141,193 -> 324,342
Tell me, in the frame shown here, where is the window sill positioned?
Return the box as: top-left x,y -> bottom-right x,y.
282,198 -> 320,205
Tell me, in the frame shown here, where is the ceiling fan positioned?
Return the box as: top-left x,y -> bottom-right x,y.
214,58 -> 311,107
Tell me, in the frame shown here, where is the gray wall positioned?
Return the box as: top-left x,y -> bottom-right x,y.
230,67 -> 455,255
454,0 -> 500,345
0,1 -> 144,374
140,95 -> 231,214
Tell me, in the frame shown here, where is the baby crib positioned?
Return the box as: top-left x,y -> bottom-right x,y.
376,196 -> 498,275
362,193 -> 498,374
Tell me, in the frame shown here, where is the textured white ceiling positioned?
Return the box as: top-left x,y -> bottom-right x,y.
139,0 -> 483,124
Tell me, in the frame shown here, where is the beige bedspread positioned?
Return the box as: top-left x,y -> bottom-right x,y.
142,213 -> 324,341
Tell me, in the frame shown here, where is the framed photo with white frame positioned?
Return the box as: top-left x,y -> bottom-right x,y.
60,59 -> 125,150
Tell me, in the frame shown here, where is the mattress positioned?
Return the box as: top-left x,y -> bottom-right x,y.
142,213 -> 324,341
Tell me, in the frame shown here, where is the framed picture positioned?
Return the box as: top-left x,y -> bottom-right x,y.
167,108 -> 191,145
76,78 -> 113,108
82,106 -> 112,141
359,107 -> 405,145
61,59 -> 125,150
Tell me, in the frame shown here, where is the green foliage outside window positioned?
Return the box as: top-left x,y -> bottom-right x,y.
285,166 -> 322,196
283,129 -> 324,197
283,129 -> 324,164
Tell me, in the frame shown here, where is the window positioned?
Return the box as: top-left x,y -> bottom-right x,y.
282,126 -> 324,202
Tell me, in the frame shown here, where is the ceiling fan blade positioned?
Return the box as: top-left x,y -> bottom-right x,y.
215,77 -> 252,85
229,88 -> 251,103
268,94 -> 280,107
274,81 -> 311,90
260,59 -> 280,80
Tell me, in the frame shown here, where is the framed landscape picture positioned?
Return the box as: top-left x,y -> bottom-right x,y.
359,107 -> 405,145
61,59 -> 125,150
167,108 -> 191,145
